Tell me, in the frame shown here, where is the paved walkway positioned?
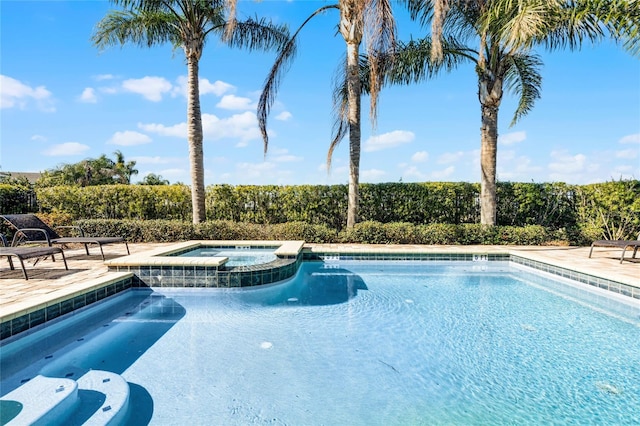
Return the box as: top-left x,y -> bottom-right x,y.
1,243 -> 638,324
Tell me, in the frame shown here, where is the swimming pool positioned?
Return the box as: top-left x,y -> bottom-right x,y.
1,261 -> 639,425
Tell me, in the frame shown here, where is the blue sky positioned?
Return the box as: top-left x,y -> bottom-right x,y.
1,0 -> 639,186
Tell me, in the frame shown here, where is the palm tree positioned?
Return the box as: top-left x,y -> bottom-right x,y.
113,150 -> 139,184
258,0 -> 397,229
392,0 -> 640,225
93,0 -> 289,223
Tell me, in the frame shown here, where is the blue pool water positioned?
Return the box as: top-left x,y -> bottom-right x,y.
176,247 -> 277,267
1,261 -> 639,425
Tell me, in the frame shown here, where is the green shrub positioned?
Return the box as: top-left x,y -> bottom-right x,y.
413,223 -> 461,244
575,179 -> 640,240
338,221 -> 389,244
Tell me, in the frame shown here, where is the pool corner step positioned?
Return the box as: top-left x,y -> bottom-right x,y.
76,370 -> 130,425
0,375 -> 79,425
0,370 -> 130,426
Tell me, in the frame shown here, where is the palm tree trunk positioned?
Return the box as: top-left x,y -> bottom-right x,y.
187,57 -> 207,224
340,0 -> 364,229
480,102 -> 498,225
346,40 -> 362,229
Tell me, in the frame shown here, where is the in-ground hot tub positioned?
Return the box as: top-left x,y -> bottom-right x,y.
168,245 -> 279,267
105,240 -> 305,288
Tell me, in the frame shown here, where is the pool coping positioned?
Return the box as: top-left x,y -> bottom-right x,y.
1,244 -> 638,341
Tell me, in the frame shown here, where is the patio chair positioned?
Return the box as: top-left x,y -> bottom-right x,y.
588,233 -> 640,264
1,214 -> 129,261
0,233 -> 68,280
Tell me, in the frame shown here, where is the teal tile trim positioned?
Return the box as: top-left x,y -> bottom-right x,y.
165,244 -> 281,257
509,254 -> 639,300
117,255 -> 302,288
1,276 -> 133,341
302,252 -> 509,262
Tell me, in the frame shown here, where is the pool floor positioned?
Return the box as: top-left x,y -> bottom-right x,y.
1,261 -> 639,425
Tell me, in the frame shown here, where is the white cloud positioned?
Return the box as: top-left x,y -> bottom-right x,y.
94,74 -> 115,81
139,111 -> 261,145
0,75 -> 54,111
411,151 -> 429,163
31,134 -> 47,142
615,148 -> 639,159
199,78 -> 235,96
79,87 -> 97,103
548,151 -> 588,174
138,121 -> 187,138
497,152 -> 542,180
275,111 -> 292,121
216,94 -> 255,110
172,76 -> 235,98
619,133 -> 640,144
401,165 -> 428,181
132,156 -> 176,165
267,147 -> 302,162
274,154 -> 303,163
204,112 -> 261,146
547,150 -> 600,182
361,168 -> 387,182
318,161 -> 349,180
122,76 -> 172,101
231,161 -> 296,184
43,142 -> 90,156
431,166 -> 455,180
438,151 -> 466,164
108,130 -> 152,146
498,131 -> 526,145
99,86 -> 119,95
364,130 -> 415,152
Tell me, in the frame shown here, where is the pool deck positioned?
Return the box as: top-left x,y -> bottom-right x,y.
1,242 -> 638,327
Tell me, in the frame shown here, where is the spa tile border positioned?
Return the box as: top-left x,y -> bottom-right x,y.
165,244 -> 281,257
109,256 -> 302,288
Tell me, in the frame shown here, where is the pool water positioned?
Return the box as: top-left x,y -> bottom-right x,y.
176,247 -> 277,267
1,261 -> 639,425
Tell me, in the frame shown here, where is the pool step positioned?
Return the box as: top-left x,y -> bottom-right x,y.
0,370 -> 130,426
0,375 -> 78,425
76,370 -> 130,425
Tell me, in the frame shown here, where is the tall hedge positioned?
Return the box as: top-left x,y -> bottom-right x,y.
28,180 -> 640,240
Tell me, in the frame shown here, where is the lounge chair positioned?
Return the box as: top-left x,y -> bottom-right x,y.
1,214 -> 129,261
589,233 -> 640,264
0,233 -> 68,280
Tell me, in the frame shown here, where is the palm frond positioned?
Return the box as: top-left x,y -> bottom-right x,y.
482,0 -> 550,52
503,52 -> 542,126
257,4 -> 338,155
541,0 -> 607,50
222,16 -> 290,52
328,55 -> 350,171
363,36 -> 474,88
398,0 -> 433,26
444,3 -> 481,44
364,0 -> 397,125
92,9 -> 178,49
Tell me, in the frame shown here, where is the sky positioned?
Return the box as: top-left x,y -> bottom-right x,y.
1,0 -> 639,187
